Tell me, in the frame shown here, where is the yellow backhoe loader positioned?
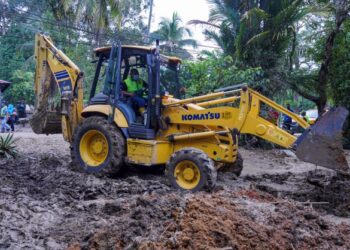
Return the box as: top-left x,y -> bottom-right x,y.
31,34 -> 349,192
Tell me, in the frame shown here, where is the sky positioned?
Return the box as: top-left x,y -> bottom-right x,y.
150,0 -> 216,51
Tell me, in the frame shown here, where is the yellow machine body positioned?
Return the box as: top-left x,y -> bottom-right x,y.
127,139 -> 172,165
31,33 -> 310,168
81,105 -> 129,128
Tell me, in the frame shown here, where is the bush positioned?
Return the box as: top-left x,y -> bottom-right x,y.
0,133 -> 19,159
4,70 -> 35,105
180,55 -> 267,97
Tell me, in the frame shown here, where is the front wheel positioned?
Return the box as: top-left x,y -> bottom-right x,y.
165,148 -> 217,192
71,116 -> 125,175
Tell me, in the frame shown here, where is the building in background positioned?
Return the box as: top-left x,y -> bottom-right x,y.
0,80 -> 11,106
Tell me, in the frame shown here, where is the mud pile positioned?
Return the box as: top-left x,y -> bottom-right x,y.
83,190 -> 350,249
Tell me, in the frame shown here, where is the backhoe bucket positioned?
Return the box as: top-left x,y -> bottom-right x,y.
30,70 -> 62,134
295,106 -> 349,172
30,109 -> 62,134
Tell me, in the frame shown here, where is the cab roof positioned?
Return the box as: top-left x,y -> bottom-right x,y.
94,45 -> 182,64
94,45 -> 154,54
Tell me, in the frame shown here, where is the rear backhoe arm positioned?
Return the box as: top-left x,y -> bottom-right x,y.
239,88 -> 309,148
31,33 -> 84,141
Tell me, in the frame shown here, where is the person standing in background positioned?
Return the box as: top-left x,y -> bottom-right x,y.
17,100 -> 27,118
6,103 -> 15,132
1,101 -> 10,132
283,103 -> 294,130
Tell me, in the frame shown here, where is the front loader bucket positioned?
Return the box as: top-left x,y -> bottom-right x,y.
295,106 -> 349,172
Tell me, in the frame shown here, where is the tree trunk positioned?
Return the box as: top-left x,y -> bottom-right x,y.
316,2 -> 349,114
287,3 -> 349,115
289,29 -> 297,72
0,0 -> 8,35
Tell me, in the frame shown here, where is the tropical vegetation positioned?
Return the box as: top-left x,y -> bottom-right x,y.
0,0 -> 349,145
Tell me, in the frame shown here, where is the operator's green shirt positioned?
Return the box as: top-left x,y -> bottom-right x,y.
122,77 -> 146,93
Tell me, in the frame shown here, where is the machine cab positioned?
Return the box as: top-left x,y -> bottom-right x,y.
88,44 -> 182,139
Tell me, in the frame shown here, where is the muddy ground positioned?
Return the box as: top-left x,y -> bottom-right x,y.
1,126 -> 350,249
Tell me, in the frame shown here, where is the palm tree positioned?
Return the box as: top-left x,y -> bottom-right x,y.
189,0 -> 310,69
80,0 -> 122,46
47,0 -> 145,46
188,0 -> 243,57
151,12 -> 197,54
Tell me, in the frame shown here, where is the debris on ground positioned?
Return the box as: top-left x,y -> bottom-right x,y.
248,170 -> 350,217
0,131 -> 350,249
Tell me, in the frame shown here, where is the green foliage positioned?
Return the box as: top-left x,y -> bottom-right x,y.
193,0 -> 309,69
45,0 -> 148,43
329,19 -> 350,147
180,55 -> 266,96
4,70 -> 35,104
277,87 -> 316,112
0,133 -> 19,159
63,43 -> 96,101
0,25 -> 35,80
329,20 -> 350,105
188,0 -> 317,105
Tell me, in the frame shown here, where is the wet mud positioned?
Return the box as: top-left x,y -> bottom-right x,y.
247,170 -> 350,217
1,131 -> 350,249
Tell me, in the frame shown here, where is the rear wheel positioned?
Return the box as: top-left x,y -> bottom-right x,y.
165,148 -> 217,192
221,152 -> 244,176
71,116 -> 125,175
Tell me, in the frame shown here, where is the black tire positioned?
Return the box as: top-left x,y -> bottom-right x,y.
221,152 -> 244,176
165,148 -> 217,192
71,116 -> 125,176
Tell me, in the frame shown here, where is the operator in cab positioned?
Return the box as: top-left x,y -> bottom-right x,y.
121,68 -> 147,116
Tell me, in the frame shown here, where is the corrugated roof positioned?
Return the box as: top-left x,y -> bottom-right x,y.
0,80 -> 11,92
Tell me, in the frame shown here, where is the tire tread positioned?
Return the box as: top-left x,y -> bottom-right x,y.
70,116 -> 125,175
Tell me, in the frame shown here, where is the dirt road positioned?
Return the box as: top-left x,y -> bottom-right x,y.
1,128 -> 350,249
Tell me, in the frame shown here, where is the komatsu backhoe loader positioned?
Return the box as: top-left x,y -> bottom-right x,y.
31,34 -> 349,192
